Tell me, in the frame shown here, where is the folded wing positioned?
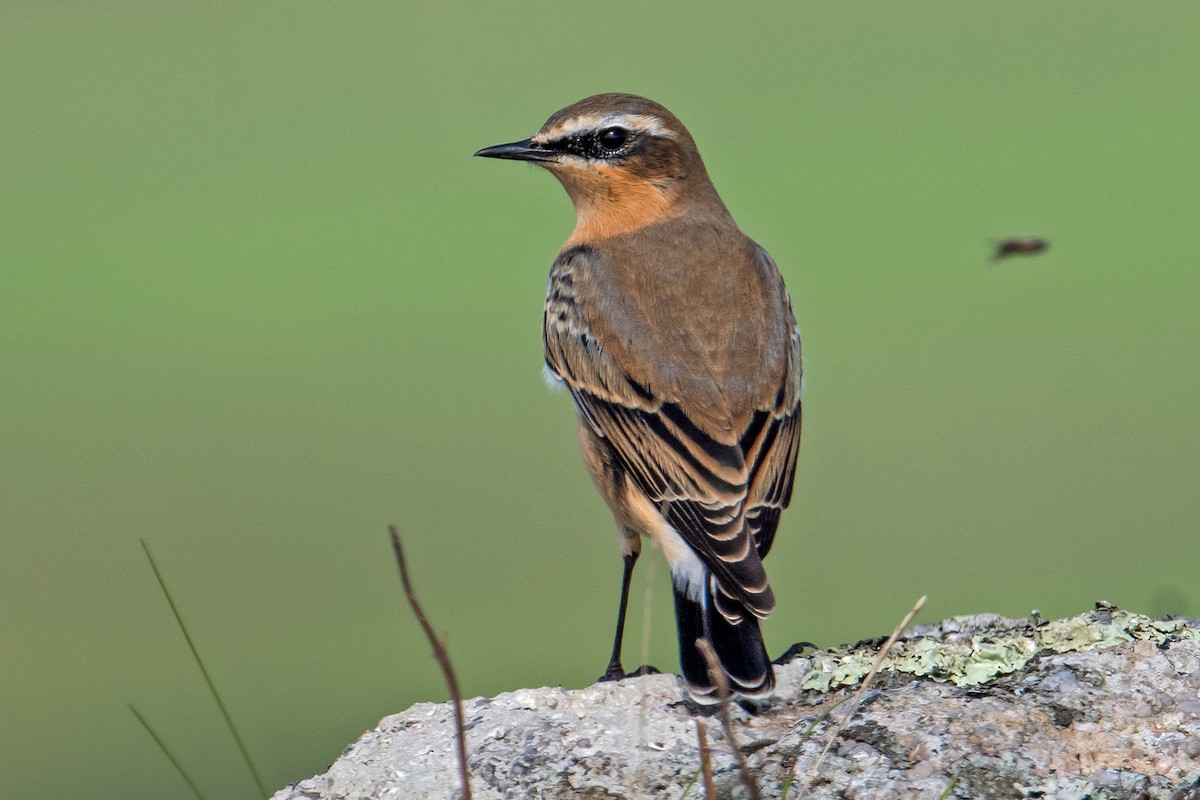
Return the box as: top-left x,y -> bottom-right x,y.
544,244 -> 802,623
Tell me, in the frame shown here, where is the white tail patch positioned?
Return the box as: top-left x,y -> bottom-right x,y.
620,475 -> 708,601
656,518 -> 708,602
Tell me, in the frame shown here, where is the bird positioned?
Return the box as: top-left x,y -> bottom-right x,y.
475,94 -> 803,703
993,236 -> 1049,261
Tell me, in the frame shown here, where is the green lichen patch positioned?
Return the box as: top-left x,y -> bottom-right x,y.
800,609 -> 1198,692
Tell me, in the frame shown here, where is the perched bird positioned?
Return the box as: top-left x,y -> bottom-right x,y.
993,236 -> 1049,260
475,94 -> 803,703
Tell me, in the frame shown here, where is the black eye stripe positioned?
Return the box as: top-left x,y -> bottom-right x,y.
538,126 -> 639,160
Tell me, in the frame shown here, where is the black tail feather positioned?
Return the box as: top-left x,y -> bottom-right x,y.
674,588 -> 710,693
674,578 -> 775,703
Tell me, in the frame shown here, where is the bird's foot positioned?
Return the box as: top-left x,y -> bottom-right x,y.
735,695 -> 774,715
598,662 -> 625,682
597,663 -> 661,682
773,641 -> 818,665
625,664 -> 661,677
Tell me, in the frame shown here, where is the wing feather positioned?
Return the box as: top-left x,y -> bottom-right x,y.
544,244 -> 801,619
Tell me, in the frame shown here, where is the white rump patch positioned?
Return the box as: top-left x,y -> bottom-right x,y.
619,476 -> 708,600
665,530 -> 708,602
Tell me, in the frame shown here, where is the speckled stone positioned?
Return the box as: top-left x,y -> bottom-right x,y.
273,609 -> 1200,800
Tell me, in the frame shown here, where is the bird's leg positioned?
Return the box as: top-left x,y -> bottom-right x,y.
772,641 -> 818,665
599,550 -> 639,682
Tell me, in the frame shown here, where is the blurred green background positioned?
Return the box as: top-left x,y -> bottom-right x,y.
2,2 -> 1198,797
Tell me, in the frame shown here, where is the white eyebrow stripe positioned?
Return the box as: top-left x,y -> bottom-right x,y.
534,112 -> 676,143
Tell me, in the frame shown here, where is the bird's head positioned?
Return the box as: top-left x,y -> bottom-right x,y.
475,93 -> 725,244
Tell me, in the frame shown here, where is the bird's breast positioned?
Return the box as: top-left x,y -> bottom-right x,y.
552,163 -> 683,247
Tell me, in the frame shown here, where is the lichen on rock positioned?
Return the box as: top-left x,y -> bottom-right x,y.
273,607 -> 1200,800
802,605 -> 1198,691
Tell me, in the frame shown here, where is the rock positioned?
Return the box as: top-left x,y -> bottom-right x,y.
273,608 -> 1200,799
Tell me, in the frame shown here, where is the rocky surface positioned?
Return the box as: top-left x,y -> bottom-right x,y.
274,607 -> 1200,799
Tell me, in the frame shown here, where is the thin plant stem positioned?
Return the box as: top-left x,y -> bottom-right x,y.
695,638 -> 763,800
799,694 -> 851,741
936,775 -> 960,799
789,595 -> 926,798
390,526 -> 472,800
678,767 -> 702,800
129,703 -> 207,800
695,717 -> 716,799
778,692 -> 851,796
140,539 -> 268,798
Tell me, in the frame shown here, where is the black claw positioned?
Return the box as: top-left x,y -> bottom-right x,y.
597,663 -> 661,682
678,696 -> 723,716
736,696 -> 773,715
773,641 -> 818,665
625,664 -> 660,677
598,662 -> 626,682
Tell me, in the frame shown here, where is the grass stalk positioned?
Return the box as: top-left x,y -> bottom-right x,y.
140,539 -> 268,798
695,717 -> 716,799
128,703 -> 207,800
695,638 -> 762,800
389,526 -> 472,800
789,594 -> 926,798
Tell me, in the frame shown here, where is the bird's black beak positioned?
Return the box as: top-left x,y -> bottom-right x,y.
473,138 -> 554,163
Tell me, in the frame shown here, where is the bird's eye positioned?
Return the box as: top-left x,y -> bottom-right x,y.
596,127 -> 629,152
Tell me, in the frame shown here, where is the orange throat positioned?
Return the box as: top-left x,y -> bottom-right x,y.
553,163 -> 680,247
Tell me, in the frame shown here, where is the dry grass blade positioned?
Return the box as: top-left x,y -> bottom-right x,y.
695,638 -> 763,800
936,774 -> 960,799
129,704 -> 207,800
798,694 -> 851,741
789,595 -> 927,798
635,554 -> 657,791
695,717 -> 716,800
677,767 -> 702,800
389,526 -> 472,800
778,693 -> 851,795
140,539 -> 268,798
